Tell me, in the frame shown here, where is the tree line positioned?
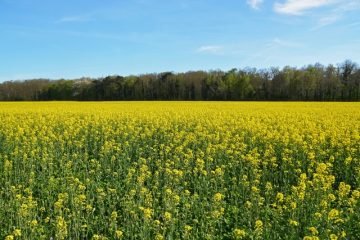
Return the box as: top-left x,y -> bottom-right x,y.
0,60 -> 359,101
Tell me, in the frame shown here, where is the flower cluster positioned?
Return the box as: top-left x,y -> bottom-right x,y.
0,102 -> 358,239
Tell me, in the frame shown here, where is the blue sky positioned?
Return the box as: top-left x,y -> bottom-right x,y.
0,0 -> 359,81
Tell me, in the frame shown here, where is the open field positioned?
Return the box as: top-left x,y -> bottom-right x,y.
0,102 -> 359,239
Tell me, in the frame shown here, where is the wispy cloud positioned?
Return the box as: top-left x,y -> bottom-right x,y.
247,0 -> 264,10
196,45 -> 224,54
337,0 -> 360,12
312,15 -> 341,30
273,1 -> 360,30
347,21 -> 360,27
274,0 -> 335,15
196,39 -> 302,58
311,0 -> 360,29
270,38 -> 303,48
242,38 -> 306,67
56,15 -> 92,23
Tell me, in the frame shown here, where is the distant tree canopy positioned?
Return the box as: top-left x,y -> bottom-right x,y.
1,60 -> 359,101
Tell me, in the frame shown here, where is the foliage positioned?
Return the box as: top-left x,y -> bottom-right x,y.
0,60 -> 359,101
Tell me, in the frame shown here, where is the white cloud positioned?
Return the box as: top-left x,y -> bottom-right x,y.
196,45 -> 224,54
247,0 -> 263,10
274,0 -> 335,15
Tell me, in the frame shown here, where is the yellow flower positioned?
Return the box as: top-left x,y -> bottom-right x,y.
303,237 -> 319,240
19,203 -> 29,217
142,207 -> 153,220
328,209 -> 339,221
330,234 -> 338,240
154,220 -> 161,226
4,160 -> 12,171
308,227 -> 318,235
213,192 -> 224,202
184,225 -> 192,233
92,234 -> 101,240
352,190 -> 360,199
56,216 -> 68,239
164,211 -> 172,222
115,230 -> 123,239
155,234 -> 164,240
276,192 -> 284,202
255,220 -> 263,231
265,182 -> 273,191
214,167 -> 224,176
165,188 -> 173,195
316,163 -> 327,174
5,235 -> 14,240
328,194 -> 336,202
173,194 -> 180,205
13,229 -> 21,237
233,228 -> 246,239
338,182 -> 351,198
289,220 -> 299,226
245,201 -> 252,208
86,204 -> 94,213
211,209 -> 223,219
0,102 -> 359,240
111,211 -> 118,221
300,173 -> 307,180
251,186 -> 260,194
30,219 -> 38,227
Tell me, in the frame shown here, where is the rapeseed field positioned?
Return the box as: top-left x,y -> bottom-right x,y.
0,102 -> 359,239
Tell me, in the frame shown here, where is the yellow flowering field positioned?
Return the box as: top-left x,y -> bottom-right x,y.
0,102 -> 359,240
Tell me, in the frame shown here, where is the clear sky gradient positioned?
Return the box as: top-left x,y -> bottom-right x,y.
0,0 -> 359,81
